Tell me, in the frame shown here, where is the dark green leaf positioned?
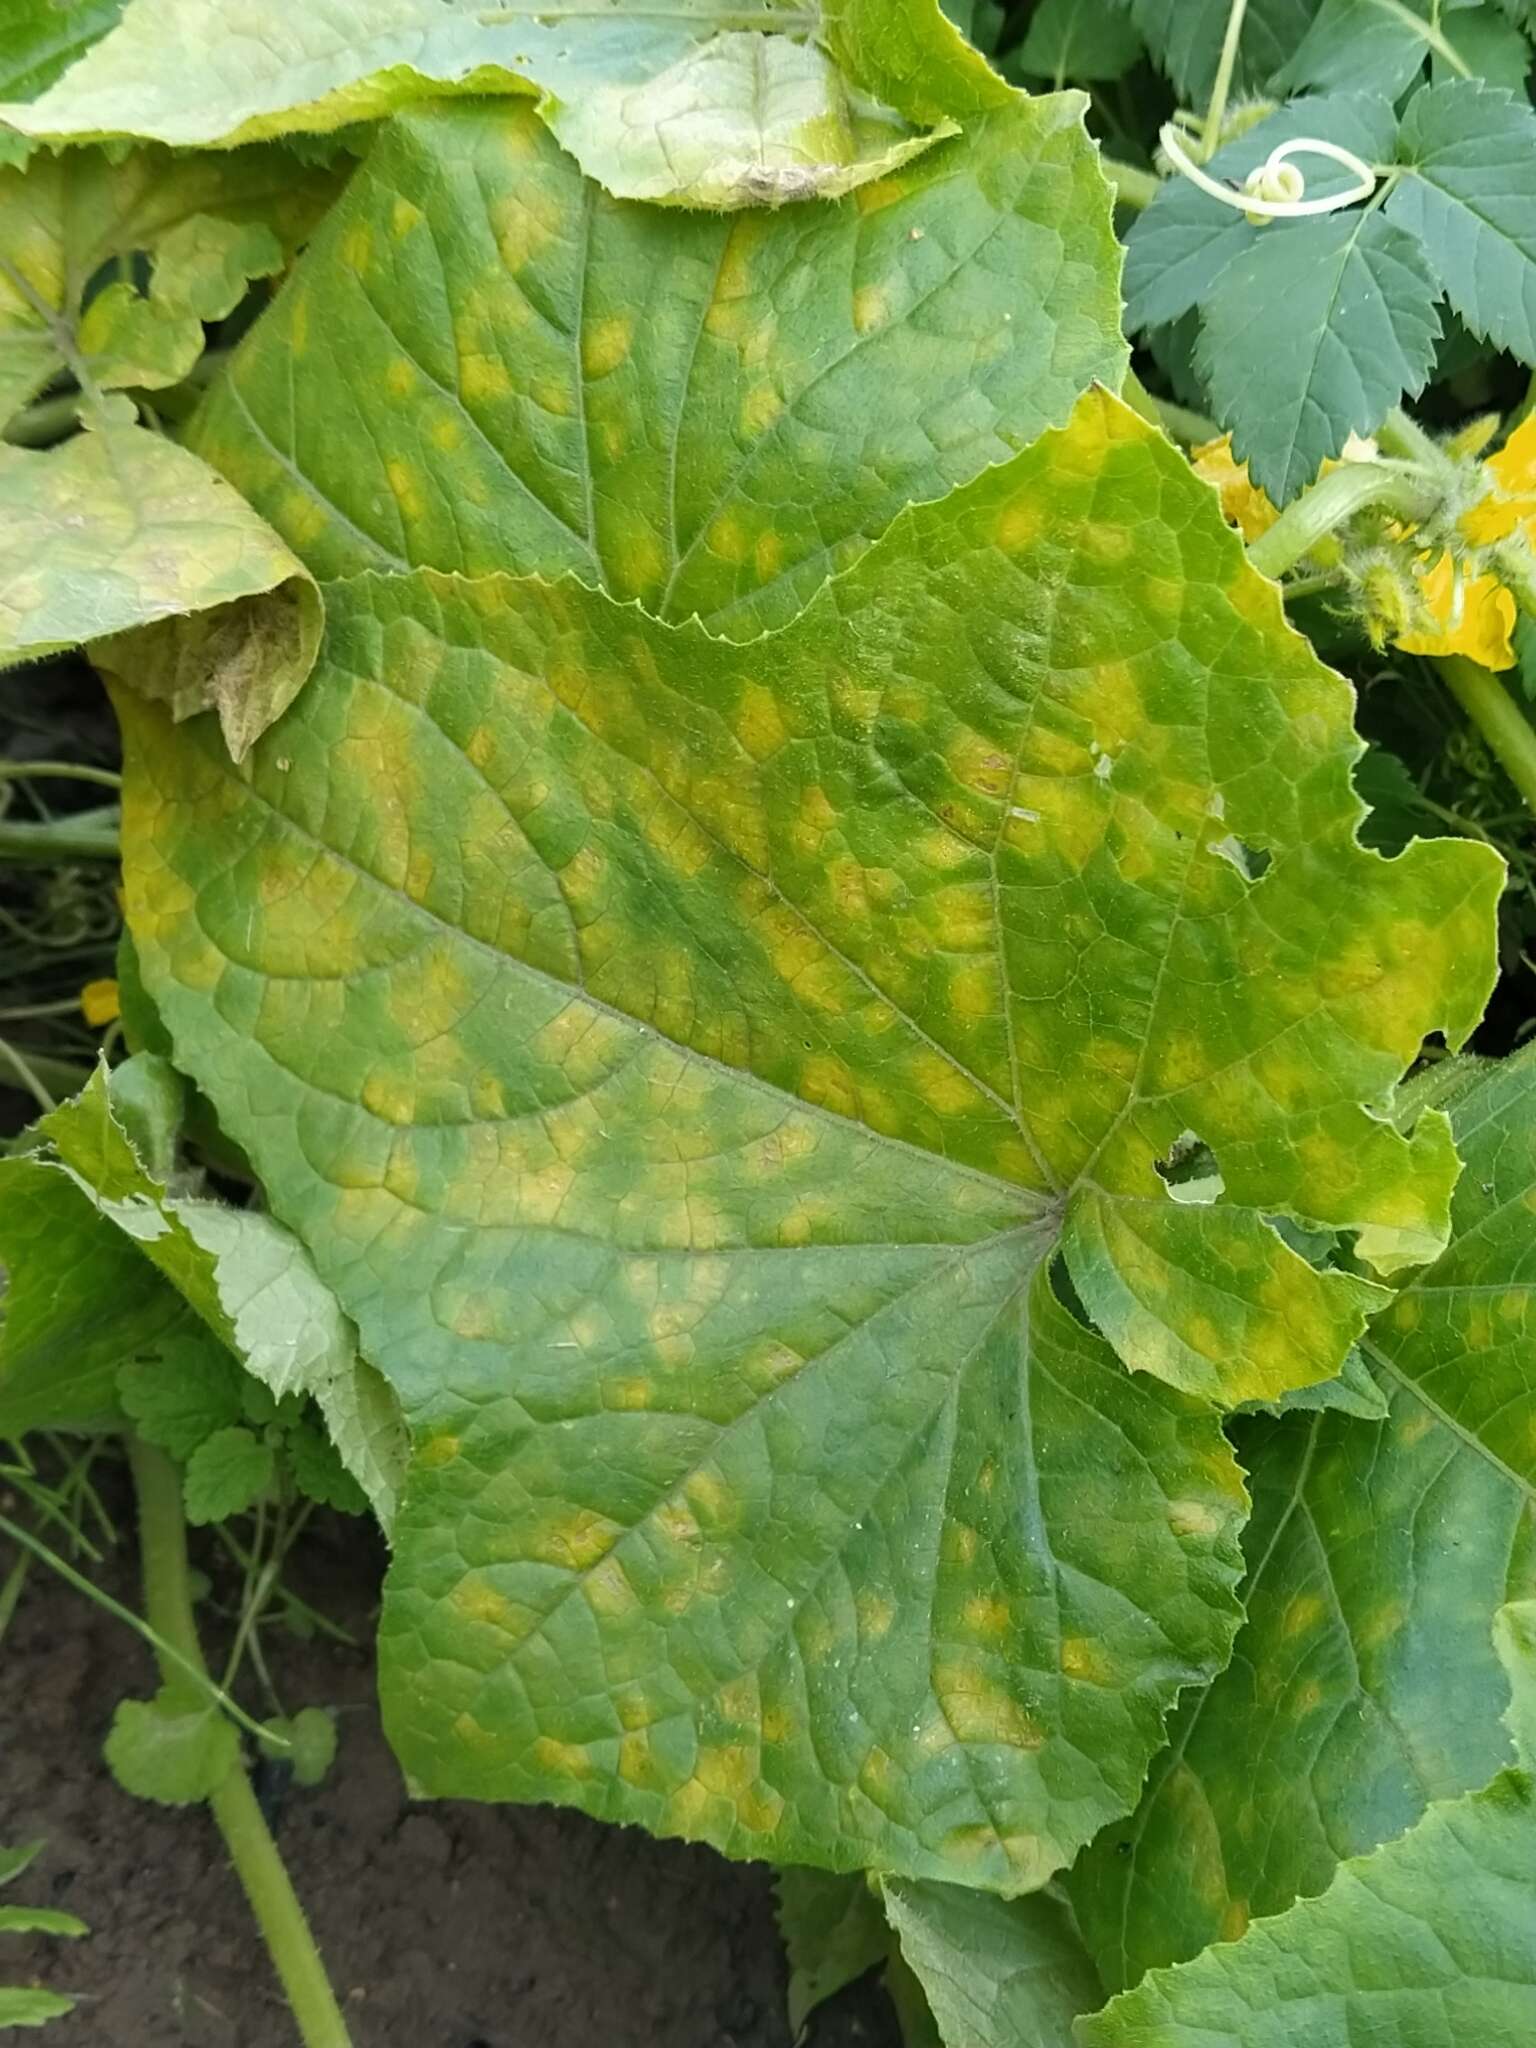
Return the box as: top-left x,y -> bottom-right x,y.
1014,0 -> 1145,82
1122,0 -> 1322,98
1197,208 -> 1441,503
1278,0 -> 1485,96
117,1330 -> 246,1462
1387,79 -> 1536,363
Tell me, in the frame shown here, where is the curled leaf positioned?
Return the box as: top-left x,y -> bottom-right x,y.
0,422 -> 321,759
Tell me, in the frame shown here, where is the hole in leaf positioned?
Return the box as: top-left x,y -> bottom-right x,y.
1154,1132 -> 1225,1206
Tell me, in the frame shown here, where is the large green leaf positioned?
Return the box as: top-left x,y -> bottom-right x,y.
1387,79 -> 1536,365
0,0 -> 967,208
1077,1599 -> 1536,2047
0,422 -> 321,760
1070,1045 -> 1536,1992
1278,0 -> 1497,95
187,95 -> 1126,639
0,141 -> 335,430
1196,208 -> 1441,504
118,390 -> 1498,1880
884,1880 -> 1100,2047
4,1066 -> 405,1522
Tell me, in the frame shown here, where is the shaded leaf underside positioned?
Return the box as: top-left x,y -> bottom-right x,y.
120,385 -> 1499,1885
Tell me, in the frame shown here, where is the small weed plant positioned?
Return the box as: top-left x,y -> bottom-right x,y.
3,0 -> 1536,2042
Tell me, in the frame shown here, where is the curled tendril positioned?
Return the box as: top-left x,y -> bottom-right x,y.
1159,123 -> 1378,223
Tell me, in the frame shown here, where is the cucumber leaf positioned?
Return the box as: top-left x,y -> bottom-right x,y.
0,0 -> 969,208
1077,1598 -> 1536,2046
118,390 -> 1499,1882
188,95 -> 1126,638
1278,0 -> 1500,95
1070,1046 -> 1536,1991
777,1868 -> 888,2032
884,1880 -> 1100,2047
1116,0 -> 1322,98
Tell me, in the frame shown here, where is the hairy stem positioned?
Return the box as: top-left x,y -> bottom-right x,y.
127,1440 -> 354,2048
1436,656 -> 1536,817
1201,0 -> 1250,160
1100,155 -> 1160,210
1247,464 -> 1438,580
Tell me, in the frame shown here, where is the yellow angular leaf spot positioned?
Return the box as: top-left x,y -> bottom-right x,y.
583,1556 -> 638,1618
386,357 -> 416,398
733,682 -> 788,762
390,194 -> 422,238
1222,1899 -> 1251,1942
993,497 -> 1044,554
341,221 -> 373,275
428,413 -> 463,452
852,283 -> 891,334
460,355 -> 511,403
1060,1637 -> 1113,1684
417,1432 -> 459,1469
933,1661 -> 1044,1749
761,1707 -> 794,1744
452,1577 -> 516,1630
582,314 -> 634,380
740,383 -> 784,436
1168,1498 -> 1224,1539
962,1594 -> 1011,1637
707,512 -> 750,565
534,1507 -> 620,1572
754,529 -> 784,582
1281,1593 -> 1324,1638
385,458 -> 425,523
531,1736 -> 592,1779
856,1590 -> 895,1639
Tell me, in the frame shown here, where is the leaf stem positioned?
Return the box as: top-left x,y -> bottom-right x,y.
0,759 -> 122,791
1435,656 -> 1536,817
1200,0 -> 1250,160
1376,405 -> 1444,471
127,1439 -> 354,2048
0,807 -> 121,863
1246,463 -> 1439,580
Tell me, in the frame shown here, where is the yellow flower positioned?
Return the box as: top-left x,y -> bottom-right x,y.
1462,411 -> 1536,546
1395,550 -> 1517,669
80,977 -> 120,1027
1191,435 -> 1280,542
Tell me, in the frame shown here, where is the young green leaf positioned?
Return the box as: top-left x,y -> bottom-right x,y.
183,1425 -> 275,1524
1070,1046 -> 1536,1992
187,95 -> 1126,638
104,1686 -> 240,1804
1077,1600 -> 1536,2046
1196,209 -> 1441,504
259,1708 -> 339,1787
883,1881 -> 1100,2048
0,0 -> 959,208
117,1331 -> 247,1462
120,391 -> 1498,1882
77,215 -> 284,393
776,1868 -> 888,2032
1386,80 -> 1536,365
1011,0 -> 1145,84
0,423 -> 322,761
1122,96 -> 1399,334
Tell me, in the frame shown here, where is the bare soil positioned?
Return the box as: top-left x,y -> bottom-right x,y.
1,1503 -> 898,2048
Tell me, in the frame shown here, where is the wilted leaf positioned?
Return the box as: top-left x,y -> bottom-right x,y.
104,1686 -> 239,1804
120,391 -> 1498,1883
1070,1045 -> 1536,1992
0,141 -> 334,429
883,1880 -> 1099,2047
1078,1600 -> 1536,2046
776,1867 -> 888,2032
189,96 -> 1126,637
1,0 -> 960,207
0,422 -> 321,759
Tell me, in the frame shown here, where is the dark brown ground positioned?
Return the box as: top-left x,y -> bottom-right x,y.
1,1504 -> 899,2048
